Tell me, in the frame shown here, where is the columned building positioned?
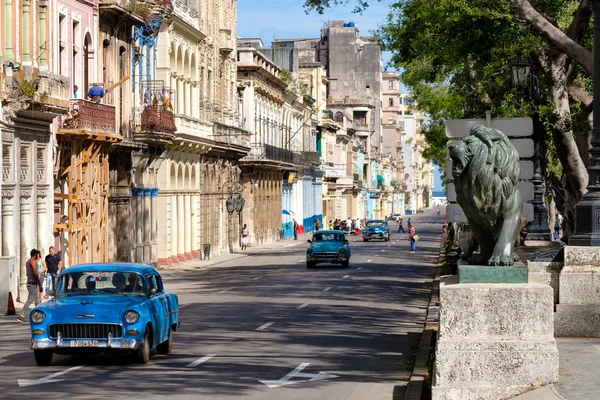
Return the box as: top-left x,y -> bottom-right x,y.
237,41 -> 321,245
153,0 -> 249,267
1,0 -> 69,295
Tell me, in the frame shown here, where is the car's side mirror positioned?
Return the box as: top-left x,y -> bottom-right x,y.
307,240 -> 312,244
344,240 -> 349,244
150,288 -> 157,296
49,289 -> 55,297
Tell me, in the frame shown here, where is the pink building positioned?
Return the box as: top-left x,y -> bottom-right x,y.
53,0 -> 98,98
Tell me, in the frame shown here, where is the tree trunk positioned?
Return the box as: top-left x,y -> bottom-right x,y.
548,55 -> 588,240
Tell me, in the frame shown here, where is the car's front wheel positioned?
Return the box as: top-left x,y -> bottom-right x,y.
157,327 -> 173,355
306,261 -> 315,268
133,328 -> 151,364
342,260 -> 349,268
34,350 -> 53,366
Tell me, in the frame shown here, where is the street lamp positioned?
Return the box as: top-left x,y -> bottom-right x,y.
220,179 -> 246,251
510,56 -> 551,241
571,0 -> 600,245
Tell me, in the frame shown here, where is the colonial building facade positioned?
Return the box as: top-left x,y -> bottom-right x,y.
237,41 -> 322,246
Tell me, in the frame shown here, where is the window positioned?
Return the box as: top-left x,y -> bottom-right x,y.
389,98 -> 394,107
334,111 -> 343,123
388,80 -> 394,90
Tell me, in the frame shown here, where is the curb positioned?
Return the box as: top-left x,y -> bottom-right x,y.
405,242 -> 442,400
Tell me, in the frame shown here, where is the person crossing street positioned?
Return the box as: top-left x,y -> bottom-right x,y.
17,249 -> 43,323
409,224 -> 417,253
293,218 -> 299,240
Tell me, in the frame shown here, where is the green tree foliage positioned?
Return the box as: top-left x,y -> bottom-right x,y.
305,0 -> 594,236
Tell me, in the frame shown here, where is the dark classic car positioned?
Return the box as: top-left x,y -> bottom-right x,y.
28,263 -> 179,366
362,220 -> 391,241
306,230 -> 351,268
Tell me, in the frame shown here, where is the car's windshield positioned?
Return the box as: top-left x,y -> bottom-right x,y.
56,271 -> 147,297
313,233 -> 344,242
366,221 -> 385,227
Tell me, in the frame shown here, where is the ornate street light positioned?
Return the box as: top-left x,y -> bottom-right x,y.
571,0 -> 600,245
509,57 -> 531,91
226,196 -> 236,215
510,56 -> 551,241
235,195 -> 245,213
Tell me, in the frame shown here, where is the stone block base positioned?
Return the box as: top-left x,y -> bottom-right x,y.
555,304 -> 600,337
527,261 -> 562,304
433,277 -> 558,400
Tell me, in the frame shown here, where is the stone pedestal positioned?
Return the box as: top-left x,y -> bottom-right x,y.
555,246 -> 600,337
432,277 -> 558,400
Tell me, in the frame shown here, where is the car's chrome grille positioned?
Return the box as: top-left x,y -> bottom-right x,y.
49,324 -> 123,339
313,252 -> 340,258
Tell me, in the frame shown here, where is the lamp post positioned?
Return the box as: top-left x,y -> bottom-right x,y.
510,57 -> 551,241
571,1 -> 600,245
221,180 -> 245,252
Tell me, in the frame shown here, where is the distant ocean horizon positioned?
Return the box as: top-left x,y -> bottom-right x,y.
432,191 -> 446,198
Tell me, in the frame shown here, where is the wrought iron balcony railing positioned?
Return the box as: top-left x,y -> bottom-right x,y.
212,121 -> 251,147
61,99 -> 116,135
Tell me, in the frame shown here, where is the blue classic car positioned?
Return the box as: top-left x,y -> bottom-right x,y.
362,220 -> 391,242
306,230 -> 351,268
28,263 -> 179,366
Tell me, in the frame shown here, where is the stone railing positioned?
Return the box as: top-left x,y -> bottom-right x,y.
172,0 -> 199,30
212,121 -> 251,148
141,107 -> 176,133
37,71 -> 70,108
62,99 -> 116,135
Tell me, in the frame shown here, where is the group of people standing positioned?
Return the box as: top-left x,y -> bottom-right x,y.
17,246 -> 62,323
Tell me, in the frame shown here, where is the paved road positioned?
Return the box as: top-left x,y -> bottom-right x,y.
0,210 -> 443,400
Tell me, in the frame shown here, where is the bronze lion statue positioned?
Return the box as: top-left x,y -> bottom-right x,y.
449,125 -> 525,266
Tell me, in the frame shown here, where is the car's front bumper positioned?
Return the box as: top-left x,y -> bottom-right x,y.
31,337 -> 143,350
363,231 -> 388,238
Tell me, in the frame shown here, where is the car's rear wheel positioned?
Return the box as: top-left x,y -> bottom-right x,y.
34,350 -> 53,366
342,260 -> 349,268
157,327 -> 173,354
134,328 -> 151,364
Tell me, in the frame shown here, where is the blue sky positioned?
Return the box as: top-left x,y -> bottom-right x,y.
237,0 -> 445,194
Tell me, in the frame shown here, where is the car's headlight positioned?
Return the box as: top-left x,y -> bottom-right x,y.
307,247 -> 313,254
31,310 -> 45,324
339,248 -> 346,254
124,310 -> 140,324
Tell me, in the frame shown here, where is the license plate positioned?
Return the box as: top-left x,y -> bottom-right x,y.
70,340 -> 99,347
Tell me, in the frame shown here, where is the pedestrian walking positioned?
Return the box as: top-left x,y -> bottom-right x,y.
293,218 -> 299,240
409,224 -> 417,253
241,224 -> 249,250
398,219 -> 405,233
315,219 -> 321,231
44,246 -> 62,299
441,225 -> 448,248
407,218 -> 412,230
17,249 -> 43,323
346,217 -> 352,235
554,213 -> 562,241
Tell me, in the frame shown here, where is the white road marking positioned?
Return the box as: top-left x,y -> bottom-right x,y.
358,267 -> 363,270
256,322 -> 274,331
259,363 -> 339,388
298,260 -> 304,263
252,276 -> 262,280
367,260 -> 372,262
323,287 -> 332,292
375,254 -> 379,257
18,365 -> 85,387
381,249 -> 385,251
342,275 -> 350,279
297,303 -> 309,309
219,287 -> 233,293
187,354 -> 216,368
277,268 -> 285,272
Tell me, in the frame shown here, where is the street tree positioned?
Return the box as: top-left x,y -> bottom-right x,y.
304,0 -> 594,238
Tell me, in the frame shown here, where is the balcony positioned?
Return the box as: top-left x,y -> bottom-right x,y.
353,121 -> 372,132
60,99 -> 117,137
212,121 -> 251,148
133,106 -> 176,145
245,143 -> 301,165
302,151 -> 320,164
173,0 -> 200,31
219,29 -> 233,54
99,0 -> 148,25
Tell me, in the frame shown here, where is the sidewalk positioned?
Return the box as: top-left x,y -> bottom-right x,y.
159,236 -> 307,273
